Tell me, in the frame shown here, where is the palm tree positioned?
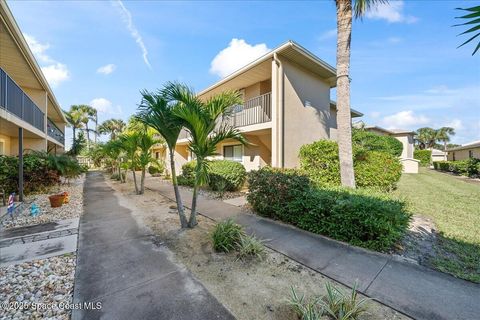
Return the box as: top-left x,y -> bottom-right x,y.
119,133 -> 141,194
335,0 -> 388,188
102,139 -> 124,181
436,127 -> 455,159
454,5 -> 480,55
98,119 -> 126,140
77,105 -> 96,150
137,129 -> 160,194
163,82 -> 247,228
415,127 -> 437,150
64,106 -> 84,147
136,90 -> 189,228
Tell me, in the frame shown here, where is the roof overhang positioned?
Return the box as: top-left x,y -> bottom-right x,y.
329,101 -> 363,118
447,141 -> 480,151
0,1 -> 67,123
199,40 -> 337,98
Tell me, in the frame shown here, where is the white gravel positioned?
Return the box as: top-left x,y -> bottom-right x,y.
0,253 -> 76,320
1,175 -> 85,229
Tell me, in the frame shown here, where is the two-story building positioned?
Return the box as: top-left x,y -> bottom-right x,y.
154,41 -> 363,172
0,1 -> 66,157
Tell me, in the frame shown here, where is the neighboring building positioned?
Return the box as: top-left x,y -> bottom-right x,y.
152,41 -> 363,172
0,1 -> 66,157
431,148 -> 447,162
447,140 -> 480,161
363,125 -> 419,173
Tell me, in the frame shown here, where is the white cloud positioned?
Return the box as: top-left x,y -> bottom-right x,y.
41,63 -> 69,88
24,33 -> 70,87
112,0 -> 151,68
387,37 -> 402,44
444,119 -> 463,131
318,29 -> 336,41
380,110 -> 430,129
370,111 -> 381,119
374,85 -> 480,112
366,1 -> 418,24
210,38 -> 270,78
90,98 -> 122,115
97,64 -> 116,75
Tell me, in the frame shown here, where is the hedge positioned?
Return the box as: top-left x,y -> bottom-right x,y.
299,140 -> 403,191
433,158 -> 480,177
208,160 -> 246,191
0,153 -> 83,195
247,167 -> 411,251
414,149 -> 432,167
178,159 -> 246,191
352,128 -> 403,157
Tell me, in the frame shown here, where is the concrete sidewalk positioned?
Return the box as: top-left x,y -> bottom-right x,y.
146,177 -> 480,320
73,172 -> 234,320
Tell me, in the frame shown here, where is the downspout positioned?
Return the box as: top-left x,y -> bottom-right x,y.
273,52 -> 285,168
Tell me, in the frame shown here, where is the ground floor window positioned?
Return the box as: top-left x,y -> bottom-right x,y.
469,150 -> 473,158
223,145 -> 242,162
155,152 -> 159,159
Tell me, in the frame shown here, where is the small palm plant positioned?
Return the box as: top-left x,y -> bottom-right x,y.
118,133 -> 141,193
136,90 -> 189,228
162,82 -> 247,228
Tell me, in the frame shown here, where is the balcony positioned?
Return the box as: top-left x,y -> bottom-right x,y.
0,67 -> 45,132
178,92 -> 272,140
47,118 -> 65,145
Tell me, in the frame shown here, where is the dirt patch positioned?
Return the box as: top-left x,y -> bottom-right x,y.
106,176 -> 408,320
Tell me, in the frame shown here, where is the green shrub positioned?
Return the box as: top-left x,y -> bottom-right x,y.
414,149 -> 432,167
434,158 -> 480,177
211,219 -> 245,252
178,160 -> 246,191
208,160 -> 246,191
177,160 -> 196,186
354,151 -> 403,191
288,283 -> 369,320
299,140 -> 340,187
352,128 -> 403,157
237,235 -> 265,260
247,168 -> 411,251
299,140 -> 402,191
148,161 -> 165,175
0,154 -> 73,195
247,167 -> 311,223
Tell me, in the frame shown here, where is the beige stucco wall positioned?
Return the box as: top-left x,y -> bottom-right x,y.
243,80 -> 271,101
448,147 -> 480,161
281,58 -> 331,168
0,134 -> 11,155
401,158 -> 419,173
9,137 -> 46,155
393,134 -> 414,159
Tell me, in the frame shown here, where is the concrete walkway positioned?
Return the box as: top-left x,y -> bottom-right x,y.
73,172 -> 234,320
145,177 -> 480,320
0,218 -> 78,266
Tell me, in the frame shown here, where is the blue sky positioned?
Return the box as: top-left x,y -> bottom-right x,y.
7,0 -> 480,147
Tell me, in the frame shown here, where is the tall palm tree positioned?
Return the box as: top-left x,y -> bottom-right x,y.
335,0 -> 387,188
436,127 -> 455,159
415,127 -> 437,150
136,90 -> 189,228
77,105 -> 96,150
163,82 -> 247,228
64,106 -> 84,147
98,119 -> 126,140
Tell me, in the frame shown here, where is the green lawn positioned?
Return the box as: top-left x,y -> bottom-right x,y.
393,168 -> 480,282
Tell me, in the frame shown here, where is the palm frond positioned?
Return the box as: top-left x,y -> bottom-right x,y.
455,5 -> 480,55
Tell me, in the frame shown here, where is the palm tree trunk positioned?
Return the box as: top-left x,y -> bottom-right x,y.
85,123 -> 90,150
444,141 -> 447,160
140,168 -> 146,194
94,118 -> 98,144
336,0 -> 356,188
169,149 -> 188,228
188,184 -> 198,228
132,168 -> 139,194
72,127 -> 76,146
